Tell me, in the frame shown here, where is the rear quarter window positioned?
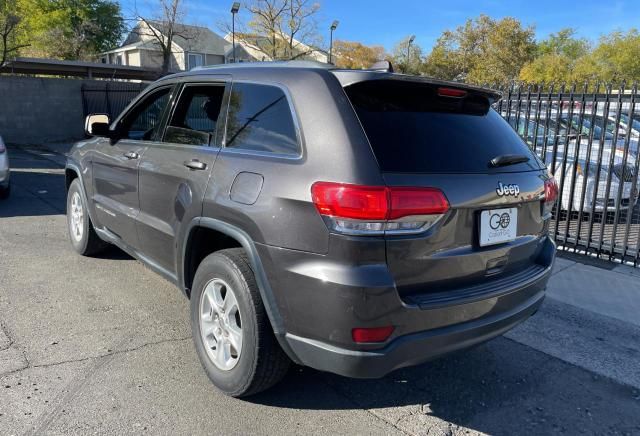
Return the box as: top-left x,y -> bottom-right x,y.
225,82 -> 300,156
345,80 -> 544,173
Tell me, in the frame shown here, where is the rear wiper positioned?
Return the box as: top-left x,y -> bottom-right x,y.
489,154 -> 530,168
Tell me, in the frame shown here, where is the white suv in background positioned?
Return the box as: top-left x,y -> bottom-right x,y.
0,135 -> 10,199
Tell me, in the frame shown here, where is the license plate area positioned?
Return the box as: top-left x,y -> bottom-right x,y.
479,208 -> 517,247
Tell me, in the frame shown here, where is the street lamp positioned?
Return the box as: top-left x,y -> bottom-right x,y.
230,2 -> 240,63
329,20 -> 339,64
407,35 -> 415,73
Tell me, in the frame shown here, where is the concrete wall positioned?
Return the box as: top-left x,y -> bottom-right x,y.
0,76 -> 111,145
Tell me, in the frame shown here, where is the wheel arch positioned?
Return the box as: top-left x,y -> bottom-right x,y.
181,219 -> 283,332
65,162 -> 99,225
180,217 -> 300,363
65,167 -> 79,191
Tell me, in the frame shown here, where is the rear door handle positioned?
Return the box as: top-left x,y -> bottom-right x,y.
123,151 -> 139,160
184,160 -> 207,170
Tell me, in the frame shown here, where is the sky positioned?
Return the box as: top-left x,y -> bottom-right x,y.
119,0 -> 640,51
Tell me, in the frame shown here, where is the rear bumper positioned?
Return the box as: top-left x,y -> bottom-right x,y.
256,235 -> 554,378
285,290 -> 544,378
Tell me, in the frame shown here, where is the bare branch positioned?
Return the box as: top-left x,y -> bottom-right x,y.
0,12 -> 24,68
233,0 -> 321,61
130,0 -> 192,74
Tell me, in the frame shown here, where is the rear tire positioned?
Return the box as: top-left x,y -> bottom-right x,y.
66,179 -> 108,256
190,248 -> 290,397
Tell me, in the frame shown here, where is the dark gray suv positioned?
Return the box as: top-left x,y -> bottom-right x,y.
66,61 -> 557,397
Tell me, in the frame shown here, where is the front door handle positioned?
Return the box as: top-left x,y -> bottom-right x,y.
184,160 -> 207,170
123,151 -> 139,160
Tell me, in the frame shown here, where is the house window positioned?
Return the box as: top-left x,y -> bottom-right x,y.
115,54 -> 123,65
188,53 -> 204,69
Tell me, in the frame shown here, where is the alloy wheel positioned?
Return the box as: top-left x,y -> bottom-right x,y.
199,278 -> 243,370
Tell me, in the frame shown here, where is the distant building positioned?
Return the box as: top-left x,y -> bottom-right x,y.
224,33 -> 329,64
101,20 -> 231,72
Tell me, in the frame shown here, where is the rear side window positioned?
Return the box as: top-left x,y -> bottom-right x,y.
165,84 -> 225,147
345,80 -> 543,173
225,83 -> 299,156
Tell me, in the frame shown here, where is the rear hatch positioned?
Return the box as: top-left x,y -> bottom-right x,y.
340,76 -> 553,303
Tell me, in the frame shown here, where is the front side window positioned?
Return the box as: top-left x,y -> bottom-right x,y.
225,83 -> 299,156
164,84 -> 226,147
120,87 -> 171,141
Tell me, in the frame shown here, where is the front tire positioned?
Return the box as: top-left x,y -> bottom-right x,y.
190,248 -> 290,397
66,179 -> 108,256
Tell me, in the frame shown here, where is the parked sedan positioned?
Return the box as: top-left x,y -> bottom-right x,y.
508,116 -> 566,149
0,136 -> 9,199
564,112 -> 638,154
545,142 -> 639,214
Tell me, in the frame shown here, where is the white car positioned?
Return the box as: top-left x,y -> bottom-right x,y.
546,141 -> 639,213
0,136 -> 9,199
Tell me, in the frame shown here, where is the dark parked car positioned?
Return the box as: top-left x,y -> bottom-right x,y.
66,61 -> 557,397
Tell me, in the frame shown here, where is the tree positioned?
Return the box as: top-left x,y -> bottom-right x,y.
422,15 -> 536,84
519,28 -> 590,84
536,28 -> 590,60
131,0 -> 199,75
0,0 -> 27,67
422,34 -> 464,80
244,0 -> 286,60
333,40 -> 385,69
281,0 -> 321,59
17,0 -> 124,60
519,53 -> 571,84
583,29 -> 640,83
229,0 -> 322,61
570,53 -> 601,84
389,35 -> 423,74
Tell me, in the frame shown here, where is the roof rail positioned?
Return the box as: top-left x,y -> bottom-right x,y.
188,60 -> 333,72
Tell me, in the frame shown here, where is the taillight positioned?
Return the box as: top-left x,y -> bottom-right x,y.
311,183 -> 387,220
311,182 -> 449,235
543,177 -> 558,216
388,187 -> 449,218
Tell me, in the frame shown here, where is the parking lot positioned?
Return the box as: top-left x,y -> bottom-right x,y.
1,144 -> 640,435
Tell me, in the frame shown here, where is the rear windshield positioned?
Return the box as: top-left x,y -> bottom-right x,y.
345,80 -> 544,173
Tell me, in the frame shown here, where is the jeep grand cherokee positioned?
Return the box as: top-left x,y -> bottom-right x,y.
66,61 -> 557,397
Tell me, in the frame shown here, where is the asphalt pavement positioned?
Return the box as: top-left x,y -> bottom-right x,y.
1,144 -> 639,435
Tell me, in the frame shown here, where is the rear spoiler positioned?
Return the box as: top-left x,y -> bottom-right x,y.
331,69 -> 502,104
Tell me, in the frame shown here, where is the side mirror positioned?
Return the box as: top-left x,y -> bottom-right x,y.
85,114 -> 111,137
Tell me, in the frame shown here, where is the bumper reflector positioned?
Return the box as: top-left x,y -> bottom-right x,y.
352,326 -> 395,343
